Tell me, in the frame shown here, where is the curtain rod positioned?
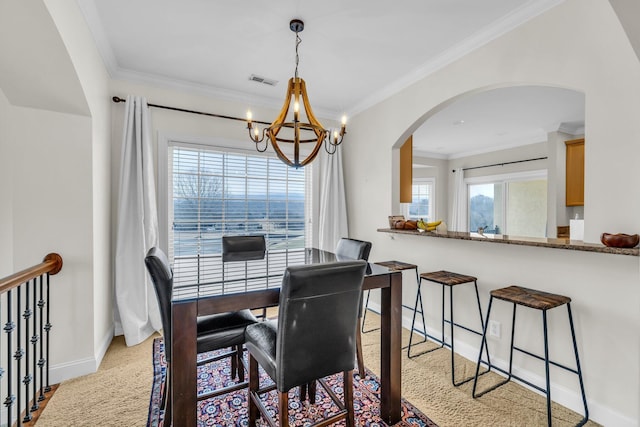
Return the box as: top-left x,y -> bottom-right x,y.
452,156 -> 548,173
111,96 -> 272,126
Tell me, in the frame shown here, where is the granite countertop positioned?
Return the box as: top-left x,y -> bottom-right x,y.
377,228 -> 639,256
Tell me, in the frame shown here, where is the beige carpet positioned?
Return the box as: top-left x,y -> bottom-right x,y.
36,313 -> 599,426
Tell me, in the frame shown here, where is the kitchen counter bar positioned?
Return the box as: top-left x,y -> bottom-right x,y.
377,228 -> 639,256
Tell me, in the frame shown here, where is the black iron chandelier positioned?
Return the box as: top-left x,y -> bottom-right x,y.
246,19 -> 346,168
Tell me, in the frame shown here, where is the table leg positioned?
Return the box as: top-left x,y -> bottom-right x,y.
172,300 -> 198,426
380,271 -> 402,424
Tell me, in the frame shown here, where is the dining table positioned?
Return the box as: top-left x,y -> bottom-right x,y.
170,247 -> 403,426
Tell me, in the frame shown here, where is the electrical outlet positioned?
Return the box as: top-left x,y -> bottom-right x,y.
488,320 -> 501,338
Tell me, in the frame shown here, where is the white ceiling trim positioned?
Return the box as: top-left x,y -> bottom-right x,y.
413,150 -> 449,160
77,0 -> 565,122
347,0 -> 566,118
76,0 -> 117,78
447,133 -> 548,160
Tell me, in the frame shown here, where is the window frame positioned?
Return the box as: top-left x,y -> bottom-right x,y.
157,133 -> 313,264
404,177 -> 436,221
465,169 -> 547,235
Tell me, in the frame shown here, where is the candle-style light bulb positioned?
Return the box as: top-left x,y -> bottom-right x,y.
333,130 -> 339,142
294,101 -> 300,113
254,126 -> 259,137
341,115 -> 347,126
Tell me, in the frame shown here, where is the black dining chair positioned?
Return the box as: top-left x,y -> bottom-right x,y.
222,235 -> 267,318
245,260 -> 367,427
335,237 -> 372,377
222,235 -> 266,262
144,247 -> 258,422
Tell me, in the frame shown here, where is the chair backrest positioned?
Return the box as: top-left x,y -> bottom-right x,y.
144,247 -> 173,362
222,235 -> 266,262
275,260 -> 367,391
335,238 -> 372,261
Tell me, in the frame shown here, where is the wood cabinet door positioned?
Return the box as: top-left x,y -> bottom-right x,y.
565,138 -> 584,206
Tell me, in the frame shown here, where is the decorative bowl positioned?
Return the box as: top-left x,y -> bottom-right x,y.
600,233 -> 639,248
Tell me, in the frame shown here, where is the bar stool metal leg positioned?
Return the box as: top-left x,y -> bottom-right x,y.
407,278 -> 428,358
361,290 -> 377,333
567,303 -> 589,426
473,281 -> 491,369
543,309 -> 552,427
473,298 -> 516,397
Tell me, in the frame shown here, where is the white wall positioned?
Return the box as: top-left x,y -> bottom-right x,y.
45,0 -> 114,378
0,89 -> 13,277
5,104 -> 95,376
346,0 -> 640,425
0,0 -> 113,384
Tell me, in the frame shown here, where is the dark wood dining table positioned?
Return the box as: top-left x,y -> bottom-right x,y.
170,247 -> 403,426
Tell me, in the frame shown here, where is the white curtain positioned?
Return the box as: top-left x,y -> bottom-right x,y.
114,95 -> 162,346
450,168 -> 467,232
318,144 -> 349,251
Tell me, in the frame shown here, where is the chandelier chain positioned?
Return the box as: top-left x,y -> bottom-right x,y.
294,32 -> 301,79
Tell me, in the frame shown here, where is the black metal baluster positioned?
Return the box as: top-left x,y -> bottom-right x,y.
22,280 -> 33,423
0,303 -> 3,424
37,275 -> 46,402
44,273 -> 51,393
15,286 -> 23,427
30,276 -> 40,414
5,290 -> 15,426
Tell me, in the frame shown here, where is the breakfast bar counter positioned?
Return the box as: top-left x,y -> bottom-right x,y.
377,228 -> 639,256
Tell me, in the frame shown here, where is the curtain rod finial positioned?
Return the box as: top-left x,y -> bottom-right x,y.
112,96 -> 125,103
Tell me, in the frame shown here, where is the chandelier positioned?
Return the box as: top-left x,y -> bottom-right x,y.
246,19 -> 346,168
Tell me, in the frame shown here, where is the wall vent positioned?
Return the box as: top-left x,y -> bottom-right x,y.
249,74 -> 278,86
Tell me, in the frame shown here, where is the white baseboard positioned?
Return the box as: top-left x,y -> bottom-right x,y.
365,302 -> 637,427
50,327 -> 114,384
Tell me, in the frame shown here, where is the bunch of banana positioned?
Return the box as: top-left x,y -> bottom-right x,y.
417,219 -> 442,231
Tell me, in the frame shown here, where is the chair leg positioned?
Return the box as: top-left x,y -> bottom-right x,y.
356,326 -> 365,378
278,390 -> 289,427
236,345 -> 245,382
231,346 -> 238,380
248,355 -> 259,427
309,380 -> 316,404
164,363 -> 172,426
344,370 -> 355,427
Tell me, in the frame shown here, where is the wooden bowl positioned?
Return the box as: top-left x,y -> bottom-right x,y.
600,233 -> 639,248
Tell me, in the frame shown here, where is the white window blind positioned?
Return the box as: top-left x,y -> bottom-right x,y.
167,145 -> 309,286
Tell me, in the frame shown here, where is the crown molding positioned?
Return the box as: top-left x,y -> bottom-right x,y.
447,133 -> 547,160
78,0 -> 565,122
556,121 -> 585,135
413,149 -> 449,160
347,0 -> 566,118
76,0 -> 117,78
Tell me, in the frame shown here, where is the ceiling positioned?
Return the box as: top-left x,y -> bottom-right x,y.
77,0 -> 584,156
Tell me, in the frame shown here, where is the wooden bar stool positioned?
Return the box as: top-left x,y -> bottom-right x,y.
419,270 -> 490,385
363,261 -> 425,347
472,286 -> 589,427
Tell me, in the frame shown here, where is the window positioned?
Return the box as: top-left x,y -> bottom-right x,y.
163,142 -> 310,285
406,179 -> 435,221
467,171 -> 547,237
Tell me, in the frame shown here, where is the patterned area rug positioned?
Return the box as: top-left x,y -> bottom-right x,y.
148,338 -> 438,426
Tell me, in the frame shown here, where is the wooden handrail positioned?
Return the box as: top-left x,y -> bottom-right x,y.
0,253 -> 63,295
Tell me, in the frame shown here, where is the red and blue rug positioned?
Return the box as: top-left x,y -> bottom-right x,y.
148,338 -> 438,426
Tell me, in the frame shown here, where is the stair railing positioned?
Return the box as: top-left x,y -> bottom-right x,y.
0,253 -> 62,426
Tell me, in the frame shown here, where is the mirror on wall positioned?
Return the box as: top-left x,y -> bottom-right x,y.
409,85 -> 585,239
